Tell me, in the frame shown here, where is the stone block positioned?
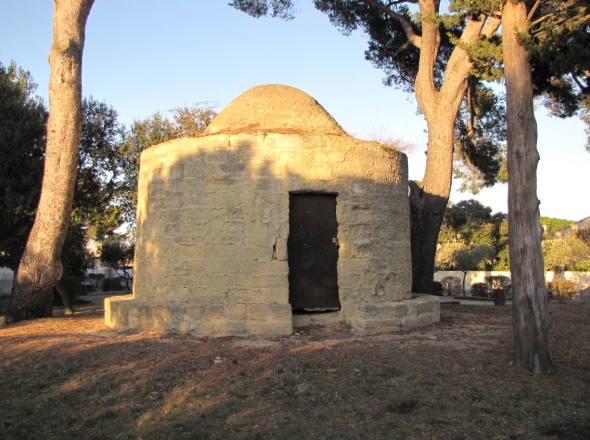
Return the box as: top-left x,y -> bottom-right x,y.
227,288 -> 263,303
270,260 -> 288,274
235,274 -> 288,289
214,320 -> 247,335
204,304 -> 224,320
261,287 -> 289,304
203,243 -> 237,258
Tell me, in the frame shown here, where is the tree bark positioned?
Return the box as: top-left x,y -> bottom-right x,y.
503,1 -> 552,374
410,2 -> 500,293
409,111 -> 456,294
8,0 -> 94,321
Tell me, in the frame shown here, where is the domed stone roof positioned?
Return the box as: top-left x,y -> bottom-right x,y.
204,84 -> 346,136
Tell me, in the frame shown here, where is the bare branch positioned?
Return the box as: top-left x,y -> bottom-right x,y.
526,0 -> 543,24
393,40 -> 412,58
360,0 -> 422,49
529,13 -> 554,29
467,77 -> 476,139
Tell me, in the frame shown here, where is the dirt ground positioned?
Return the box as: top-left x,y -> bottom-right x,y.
1,296 -> 589,440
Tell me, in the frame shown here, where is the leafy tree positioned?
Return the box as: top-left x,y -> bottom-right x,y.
436,241 -> 494,295
502,0 -> 590,374
9,0 -> 95,321
542,234 -> 590,272
438,199 -> 506,267
453,83 -> 507,194
570,227 -> 590,270
444,199 -> 493,230
494,219 -> 510,270
1,91 -> 127,278
100,237 -> 135,291
61,97 -> 127,277
0,61 -> 47,271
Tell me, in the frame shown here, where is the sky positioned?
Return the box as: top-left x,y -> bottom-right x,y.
1,0 -> 588,221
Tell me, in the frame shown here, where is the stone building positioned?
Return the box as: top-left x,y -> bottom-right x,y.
105,85 -> 439,336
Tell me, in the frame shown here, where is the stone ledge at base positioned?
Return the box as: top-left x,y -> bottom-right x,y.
344,295 -> 440,334
105,295 -> 439,337
105,296 -> 293,337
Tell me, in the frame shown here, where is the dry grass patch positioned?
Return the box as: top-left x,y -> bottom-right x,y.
0,299 -> 589,439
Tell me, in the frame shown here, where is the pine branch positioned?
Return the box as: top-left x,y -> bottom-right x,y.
360,0 -> 422,49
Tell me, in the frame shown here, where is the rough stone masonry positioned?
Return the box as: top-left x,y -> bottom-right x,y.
105,84 -> 439,336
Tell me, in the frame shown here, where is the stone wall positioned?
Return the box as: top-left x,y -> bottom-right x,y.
435,270 -> 590,292
133,133 -> 411,305
105,131 -> 423,336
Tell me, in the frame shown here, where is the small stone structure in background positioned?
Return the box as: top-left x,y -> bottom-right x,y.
105,85 -> 439,336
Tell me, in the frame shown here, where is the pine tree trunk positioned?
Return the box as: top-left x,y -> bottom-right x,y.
409,112 -> 456,294
503,1 -> 552,374
408,2 -> 499,294
8,0 -> 94,321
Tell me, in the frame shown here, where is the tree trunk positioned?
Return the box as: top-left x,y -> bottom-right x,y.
503,1 -> 552,374
8,0 -> 94,321
462,271 -> 468,296
409,111 -> 456,293
409,3 -> 499,294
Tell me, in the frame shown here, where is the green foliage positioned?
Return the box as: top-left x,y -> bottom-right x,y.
52,97 -> 131,276
494,220 -> 510,270
229,0 -> 296,19
571,229 -> 590,271
0,61 -> 47,270
524,1 -> 590,114
548,279 -> 578,303
444,199 -> 493,230
0,81 -> 132,274
100,237 -> 135,291
61,223 -> 93,276
453,83 -> 506,193
438,199 -> 510,270
542,235 -> 590,271
485,275 -> 510,291
470,282 -> 489,298
74,97 -> 128,240
85,273 -> 105,292
540,217 -> 574,234
453,244 -> 495,272
440,276 -> 462,296
436,239 -> 495,295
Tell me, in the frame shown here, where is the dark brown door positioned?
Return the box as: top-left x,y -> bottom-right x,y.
288,193 -> 340,311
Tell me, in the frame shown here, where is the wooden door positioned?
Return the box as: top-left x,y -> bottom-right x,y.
288,193 -> 340,311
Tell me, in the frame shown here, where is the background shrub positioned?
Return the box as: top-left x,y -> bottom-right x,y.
485,275 -> 511,291
102,277 -> 125,292
441,276 -> 462,296
549,279 -> 578,303
85,273 -> 105,292
471,283 -> 489,297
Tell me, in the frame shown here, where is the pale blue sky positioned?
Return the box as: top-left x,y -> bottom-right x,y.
1,0 -> 588,220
